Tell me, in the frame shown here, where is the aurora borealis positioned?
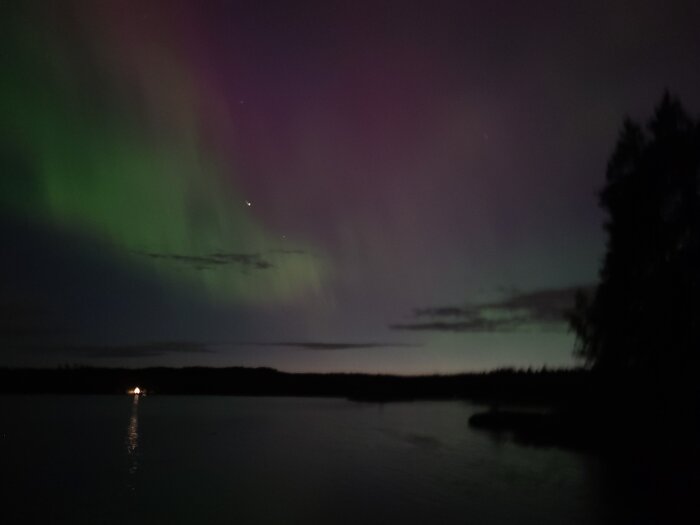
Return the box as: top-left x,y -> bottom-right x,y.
1,0 -> 325,304
2,0 -> 700,372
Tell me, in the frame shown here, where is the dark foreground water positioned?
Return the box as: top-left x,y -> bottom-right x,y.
0,396 -> 665,524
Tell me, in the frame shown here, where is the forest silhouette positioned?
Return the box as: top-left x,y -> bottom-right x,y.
566,94 -> 700,427
569,93 -> 700,379
472,99 -> 700,523
468,94 -> 700,463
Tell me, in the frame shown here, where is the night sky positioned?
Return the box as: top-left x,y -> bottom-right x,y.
2,0 -> 699,372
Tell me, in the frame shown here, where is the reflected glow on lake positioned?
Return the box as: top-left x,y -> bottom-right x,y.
0,396 -> 661,524
126,394 -> 139,476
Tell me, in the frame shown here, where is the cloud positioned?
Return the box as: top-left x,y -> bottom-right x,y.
53,341 -> 212,359
270,249 -> 308,256
491,286 -> 596,323
137,251 -> 273,270
18,339 -> 417,360
413,306 -> 477,317
390,319 -> 518,333
392,285 -> 595,333
243,341 -> 419,351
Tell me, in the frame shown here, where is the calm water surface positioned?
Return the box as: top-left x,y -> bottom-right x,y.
2,396 -> 618,524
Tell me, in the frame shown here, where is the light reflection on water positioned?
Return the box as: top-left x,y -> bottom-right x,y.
126,394 -> 139,476
1,396 -> 636,524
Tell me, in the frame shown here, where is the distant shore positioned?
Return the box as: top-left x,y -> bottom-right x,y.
0,365 -> 588,405
6,365 -> 697,454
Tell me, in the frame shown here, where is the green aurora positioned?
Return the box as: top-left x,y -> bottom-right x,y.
0,3 -> 326,305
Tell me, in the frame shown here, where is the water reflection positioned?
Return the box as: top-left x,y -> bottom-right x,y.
126,394 -> 139,476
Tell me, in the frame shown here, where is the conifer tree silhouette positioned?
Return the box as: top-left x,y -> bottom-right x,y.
570,94 -> 700,379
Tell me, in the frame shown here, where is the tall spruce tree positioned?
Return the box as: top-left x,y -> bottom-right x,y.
570,94 -> 700,378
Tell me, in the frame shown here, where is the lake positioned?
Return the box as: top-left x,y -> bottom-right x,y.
0,395 -> 655,524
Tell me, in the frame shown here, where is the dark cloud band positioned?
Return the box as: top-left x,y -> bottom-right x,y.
392,285 -> 595,333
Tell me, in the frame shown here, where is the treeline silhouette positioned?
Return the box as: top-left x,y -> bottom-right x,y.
0,365 -> 588,404
472,94 -> 700,457
569,93 -> 700,392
